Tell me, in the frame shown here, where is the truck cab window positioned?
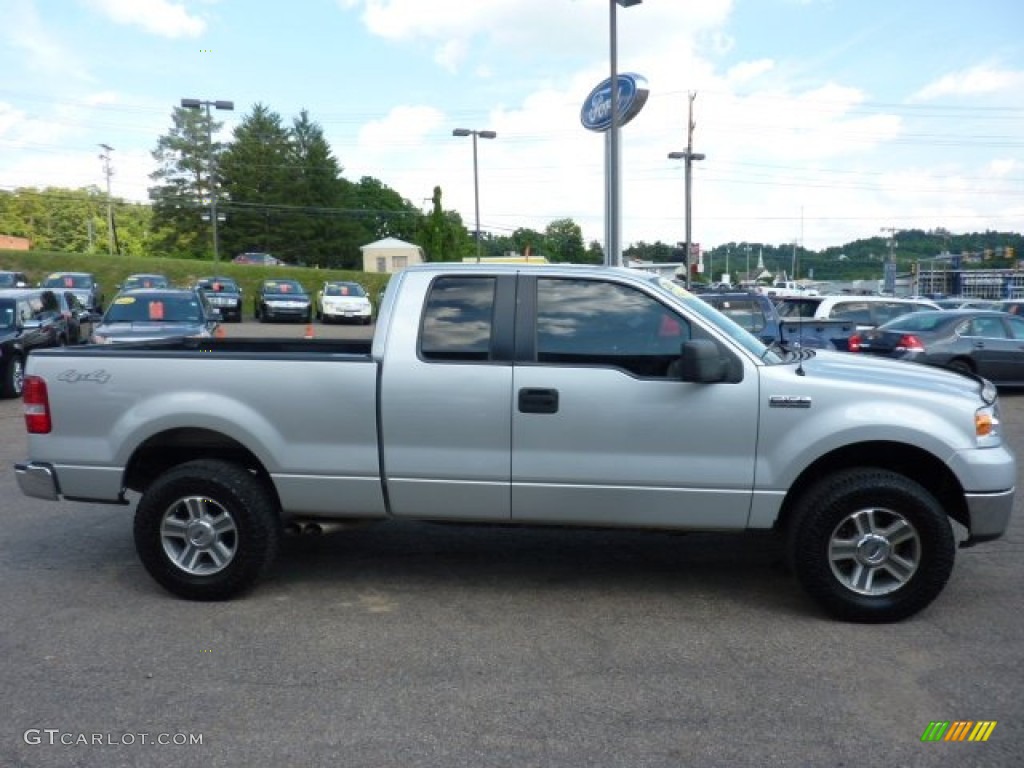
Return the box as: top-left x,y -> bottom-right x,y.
535,278 -> 689,378
420,276 -> 497,361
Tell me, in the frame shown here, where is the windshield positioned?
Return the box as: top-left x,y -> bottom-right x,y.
103,294 -> 203,323
123,275 -> 168,289
263,281 -> 305,295
653,277 -> 783,363
0,299 -> 14,328
325,284 -> 365,297
43,273 -> 93,289
199,279 -> 238,292
776,298 -> 823,318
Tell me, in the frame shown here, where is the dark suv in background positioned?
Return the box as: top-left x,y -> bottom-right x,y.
194,276 -> 243,322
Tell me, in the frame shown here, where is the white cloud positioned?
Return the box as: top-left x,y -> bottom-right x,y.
84,0 -> 206,39
911,64 -> 1024,101
5,0 -> 91,79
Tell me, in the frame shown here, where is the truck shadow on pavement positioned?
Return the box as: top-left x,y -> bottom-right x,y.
271,520 -> 812,618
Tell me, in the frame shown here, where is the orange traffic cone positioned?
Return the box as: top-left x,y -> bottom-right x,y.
304,323 -> 315,339
215,324 -> 226,339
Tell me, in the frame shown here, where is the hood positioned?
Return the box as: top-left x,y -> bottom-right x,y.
788,349 -> 984,401
264,292 -> 309,301
94,321 -> 208,342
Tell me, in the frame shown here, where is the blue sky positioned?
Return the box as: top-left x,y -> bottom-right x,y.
2,0 -> 1022,255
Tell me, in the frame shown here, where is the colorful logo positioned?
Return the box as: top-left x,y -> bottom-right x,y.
921,721 -> 997,742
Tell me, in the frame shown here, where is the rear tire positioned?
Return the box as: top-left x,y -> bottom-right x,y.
787,468 -> 954,623
133,459 -> 280,600
2,355 -> 25,398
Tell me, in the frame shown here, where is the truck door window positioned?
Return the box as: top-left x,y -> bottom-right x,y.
535,278 -> 689,378
420,276 -> 496,361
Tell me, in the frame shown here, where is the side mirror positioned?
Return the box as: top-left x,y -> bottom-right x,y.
676,339 -> 728,383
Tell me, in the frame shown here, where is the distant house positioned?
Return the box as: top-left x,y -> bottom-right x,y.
360,237 -> 426,274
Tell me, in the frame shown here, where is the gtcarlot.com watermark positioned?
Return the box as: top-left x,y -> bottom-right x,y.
24,729 -> 203,747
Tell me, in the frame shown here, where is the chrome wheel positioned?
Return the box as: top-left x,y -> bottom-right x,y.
160,495 -> 238,576
828,507 -> 920,596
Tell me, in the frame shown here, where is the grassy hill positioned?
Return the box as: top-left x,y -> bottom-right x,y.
0,249 -> 391,311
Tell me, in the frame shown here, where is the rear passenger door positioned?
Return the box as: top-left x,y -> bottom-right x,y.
379,274 -> 515,521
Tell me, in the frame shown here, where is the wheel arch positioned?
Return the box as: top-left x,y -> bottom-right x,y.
775,441 -> 968,534
124,427 -> 279,506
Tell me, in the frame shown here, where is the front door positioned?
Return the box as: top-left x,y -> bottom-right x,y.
510,277 -> 759,530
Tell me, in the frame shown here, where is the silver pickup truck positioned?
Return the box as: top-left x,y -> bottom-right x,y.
14,264 -> 1015,622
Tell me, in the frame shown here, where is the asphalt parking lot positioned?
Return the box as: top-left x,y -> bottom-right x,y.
1,324 -> 1022,767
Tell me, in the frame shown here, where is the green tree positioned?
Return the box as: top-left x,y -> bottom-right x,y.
287,109 -> 351,267
217,103 -> 295,261
543,218 -> 586,263
149,105 -> 222,258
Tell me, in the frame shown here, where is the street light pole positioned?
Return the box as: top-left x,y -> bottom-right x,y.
452,128 -> 497,262
608,0 -> 642,268
181,98 -> 234,261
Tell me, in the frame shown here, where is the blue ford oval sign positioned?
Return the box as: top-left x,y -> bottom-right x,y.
580,73 -> 649,133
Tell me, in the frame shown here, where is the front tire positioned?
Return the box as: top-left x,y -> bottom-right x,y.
787,468 -> 954,623
133,459 -> 280,600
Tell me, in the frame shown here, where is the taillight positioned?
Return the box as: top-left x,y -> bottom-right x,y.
848,334 -> 861,352
22,376 -> 52,434
896,334 -> 925,351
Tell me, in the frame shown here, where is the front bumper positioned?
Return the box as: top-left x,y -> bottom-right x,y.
323,306 -> 371,320
962,488 -> 1015,546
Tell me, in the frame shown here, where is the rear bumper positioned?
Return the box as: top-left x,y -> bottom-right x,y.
15,461 -> 59,501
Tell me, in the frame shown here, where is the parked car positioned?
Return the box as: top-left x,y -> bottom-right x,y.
54,290 -> 96,344
932,298 -> 1001,310
118,273 -> 170,291
40,271 -> 105,313
994,300 -> 1024,315
695,290 -> 856,350
254,279 -> 311,323
233,252 -> 284,266
316,280 -> 372,324
90,288 -> 220,345
775,295 -> 941,330
0,270 -> 29,288
194,276 -> 243,322
849,309 -> 1024,385
0,288 -> 73,396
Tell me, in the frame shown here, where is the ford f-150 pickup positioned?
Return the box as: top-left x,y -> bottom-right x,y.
14,264 -> 1016,622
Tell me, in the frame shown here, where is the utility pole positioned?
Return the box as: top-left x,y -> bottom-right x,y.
667,91 -> 704,289
98,144 -> 115,256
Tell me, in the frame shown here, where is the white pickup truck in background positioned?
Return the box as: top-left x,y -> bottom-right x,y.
14,264 -> 1015,622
